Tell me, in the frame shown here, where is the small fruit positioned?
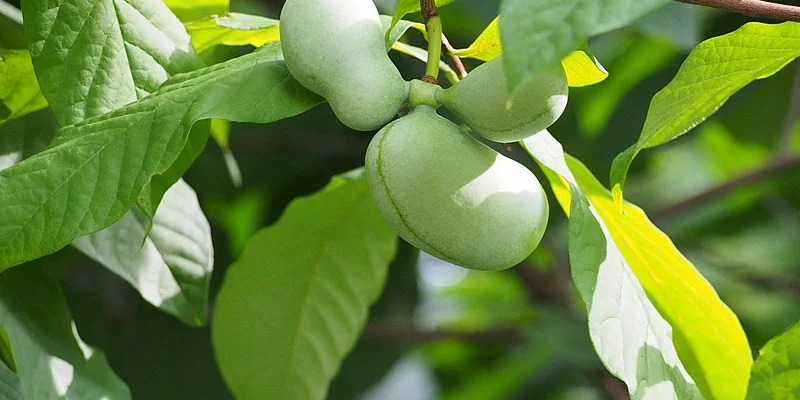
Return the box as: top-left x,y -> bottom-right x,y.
280,0 -> 408,131
365,106 -> 549,271
438,56 -> 568,143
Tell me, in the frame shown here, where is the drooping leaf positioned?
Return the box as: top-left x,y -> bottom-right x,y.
22,0 -> 204,127
73,179 -> 214,326
523,131 -> 701,400
524,131 -> 752,400
499,0 -> 665,93
0,43 -> 322,270
0,357 -> 23,400
163,0 -> 228,22
212,173 -> 397,400
391,41 -> 459,84
0,49 -> 47,126
746,320 -> 800,399
449,17 -> 607,87
0,264 -> 130,399
186,13 -> 280,54
380,15 -> 424,51
611,21 -> 800,199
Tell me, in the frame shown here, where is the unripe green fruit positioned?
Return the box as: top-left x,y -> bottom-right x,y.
365,106 -> 549,271
280,0 -> 408,131
438,56 -> 568,143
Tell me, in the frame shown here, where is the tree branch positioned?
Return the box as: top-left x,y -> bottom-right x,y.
362,323 -> 524,344
651,154 -> 800,221
674,0 -> 800,22
421,0 -> 443,83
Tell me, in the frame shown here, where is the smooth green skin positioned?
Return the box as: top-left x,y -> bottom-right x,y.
366,106 -> 549,271
280,0 -> 407,131
438,56 -> 568,143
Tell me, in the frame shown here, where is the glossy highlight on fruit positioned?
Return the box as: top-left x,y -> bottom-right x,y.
438,56 -> 568,143
280,0 -> 408,131
365,106 -> 549,271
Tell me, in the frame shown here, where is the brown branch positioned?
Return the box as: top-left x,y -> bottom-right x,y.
441,34 -> 468,79
674,0 -> 800,22
362,323 -> 524,344
651,154 -> 800,221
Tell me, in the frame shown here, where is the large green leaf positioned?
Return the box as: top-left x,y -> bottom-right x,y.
213,173 -> 398,400
525,131 -> 752,400
611,21 -> 800,199
0,50 -> 47,126
0,265 -> 130,399
499,0 -> 665,93
746,320 -> 800,400
186,13 -> 279,54
22,0 -> 203,127
523,131 -> 701,400
0,43 -> 322,270
73,179 -> 213,326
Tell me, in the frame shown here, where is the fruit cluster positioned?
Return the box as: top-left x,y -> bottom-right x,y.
280,0 -> 568,271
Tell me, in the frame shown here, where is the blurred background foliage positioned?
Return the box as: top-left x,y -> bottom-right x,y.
5,0 -> 800,398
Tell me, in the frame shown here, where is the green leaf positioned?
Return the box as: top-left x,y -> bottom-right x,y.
73,179 -> 213,326
389,0 -> 456,37
0,357 -> 23,400
0,109 -> 57,170
380,15 -> 424,51
0,264 -> 130,399
610,21 -> 800,199
524,131 -> 752,400
0,0 -> 25,49
212,174 -> 398,400
0,50 -> 47,126
22,0 -> 204,127
499,0 -> 665,93
523,131 -> 701,400
391,41 -> 459,85
451,17 -> 501,61
0,43 -> 322,270
747,320 -> 800,399
163,0 -> 228,22
186,13 -> 279,54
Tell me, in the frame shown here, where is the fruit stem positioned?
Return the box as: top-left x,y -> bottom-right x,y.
421,0 -> 442,84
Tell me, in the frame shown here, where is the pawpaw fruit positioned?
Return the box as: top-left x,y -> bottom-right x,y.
438,56 -> 568,143
365,106 -> 549,271
280,0 -> 408,131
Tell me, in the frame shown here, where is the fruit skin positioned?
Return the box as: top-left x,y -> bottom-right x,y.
438,56 -> 568,143
280,0 -> 408,131
365,106 -> 549,271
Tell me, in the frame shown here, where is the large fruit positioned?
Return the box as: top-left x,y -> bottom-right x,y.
280,0 -> 407,131
437,56 -> 568,143
365,106 -> 549,271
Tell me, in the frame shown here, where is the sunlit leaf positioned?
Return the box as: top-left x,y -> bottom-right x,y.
500,0 -> 665,93
213,173 -> 397,400
525,131 -> 752,400
451,17 -> 501,61
0,44 -> 322,270
0,50 -> 47,126
0,265 -> 130,399
523,131 -> 702,400
73,179 -> 214,326
746,320 -> 800,399
186,13 -> 280,53
162,0 -> 228,23
611,21 -> 800,200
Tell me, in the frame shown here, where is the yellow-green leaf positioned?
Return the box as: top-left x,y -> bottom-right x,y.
451,17 -> 501,62
0,50 -> 47,126
526,132 -> 752,400
186,13 -> 280,54
163,0 -> 228,22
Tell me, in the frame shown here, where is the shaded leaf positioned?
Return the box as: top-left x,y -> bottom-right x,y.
380,15 -> 424,50
0,50 -> 47,126
0,108 -> 57,170
499,0 -> 665,93
525,131 -> 751,400
22,0 -> 203,127
0,0 -> 25,49
747,320 -> 800,400
212,174 -> 397,400
0,265 -> 130,399
0,43 -> 322,270
73,179 -> 214,326
186,13 -> 280,54
611,21 -> 800,199
0,357 -> 23,400
391,41 -> 459,84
